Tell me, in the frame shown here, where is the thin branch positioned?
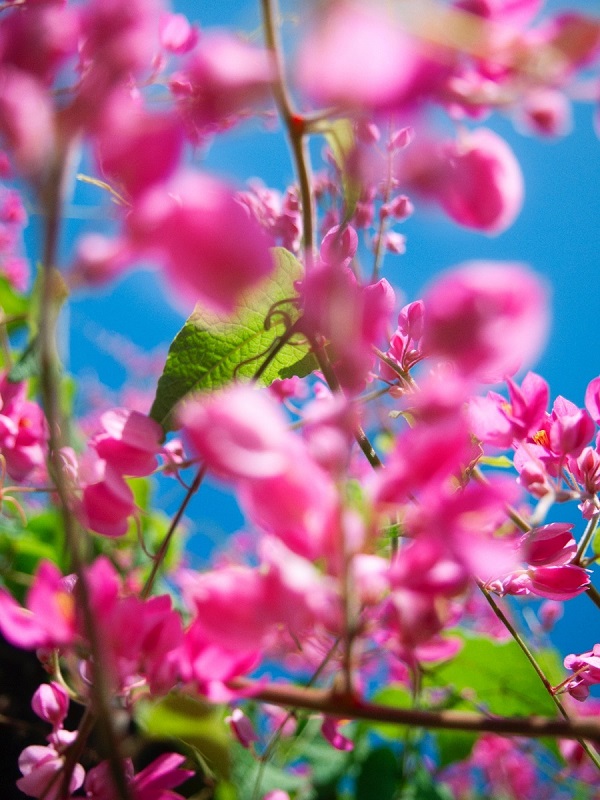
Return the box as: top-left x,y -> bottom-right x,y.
37,148 -> 132,800
230,677 -> 600,743
141,465 -> 206,600
478,582 -> 600,772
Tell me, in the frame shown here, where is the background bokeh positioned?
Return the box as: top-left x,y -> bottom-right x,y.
38,0 -> 600,660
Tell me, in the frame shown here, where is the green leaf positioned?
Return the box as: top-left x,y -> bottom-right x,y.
230,742 -> 307,800
426,634 -> 559,718
356,747 -> 399,800
324,119 -> 361,221
0,276 -> 28,335
434,730 -> 476,769
366,685 -> 412,740
8,335 -> 38,382
136,692 -> 230,779
479,455 -> 514,469
150,248 -> 315,431
399,767 -> 454,800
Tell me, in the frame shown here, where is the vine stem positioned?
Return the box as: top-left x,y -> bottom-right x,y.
477,582 -> 600,771
261,0 -> 314,259
229,677 -> 600,743
573,511 -> 600,566
141,464 -> 206,600
37,148 -> 132,800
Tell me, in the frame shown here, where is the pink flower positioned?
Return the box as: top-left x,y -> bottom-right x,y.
584,375 -> 600,424
177,619 -> 261,701
0,384 -> 47,481
170,33 -> 274,135
94,93 -> 184,200
548,396 -> 595,458
179,385 -> 292,481
31,683 -> 69,731
296,2 -> 447,113
78,452 -> 135,537
85,753 -> 192,800
521,523 -> 576,567
17,744 -> 84,800
300,262 -> 395,392
564,644 -> 600,701
0,67 -> 54,180
0,560 -> 76,650
321,717 -> 354,751
91,407 -> 163,477
159,13 -> 198,54
126,170 -> 274,312
515,89 -> 572,138
527,564 -> 590,601
226,708 -> 259,749
403,128 -> 524,234
422,261 -> 548,382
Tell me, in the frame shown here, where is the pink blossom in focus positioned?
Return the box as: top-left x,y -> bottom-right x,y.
548,396 -> 595,458
422,261 -> 548,382
520,523 -> 576,567
126,171 -> 274,312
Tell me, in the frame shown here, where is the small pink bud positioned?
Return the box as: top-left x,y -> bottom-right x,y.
31,683 -> 69,730
320,224 -> 358,266
226,708 -> 259,749
388,126 -> 415,151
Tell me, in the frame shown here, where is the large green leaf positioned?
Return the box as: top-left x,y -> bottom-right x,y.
136,692 -> 230,778
426,634 -> 561,718
229,741 -> 308,800
150,248 -> 315,431
356,747 -> 400,800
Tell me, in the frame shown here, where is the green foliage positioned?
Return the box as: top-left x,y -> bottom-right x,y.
323,119 -> 361,221
8,335 -> 38,383
136,692 -> 230,779
150,248 -> 315,431
0,510 -> 66,603
426,634 -> 560,718
397,767 -> 454,800
355,747 -> 400,800
230,743 -> 309,800
0,275 -> 28,337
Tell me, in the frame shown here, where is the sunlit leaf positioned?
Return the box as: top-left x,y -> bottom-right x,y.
150,248 -> 315,431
